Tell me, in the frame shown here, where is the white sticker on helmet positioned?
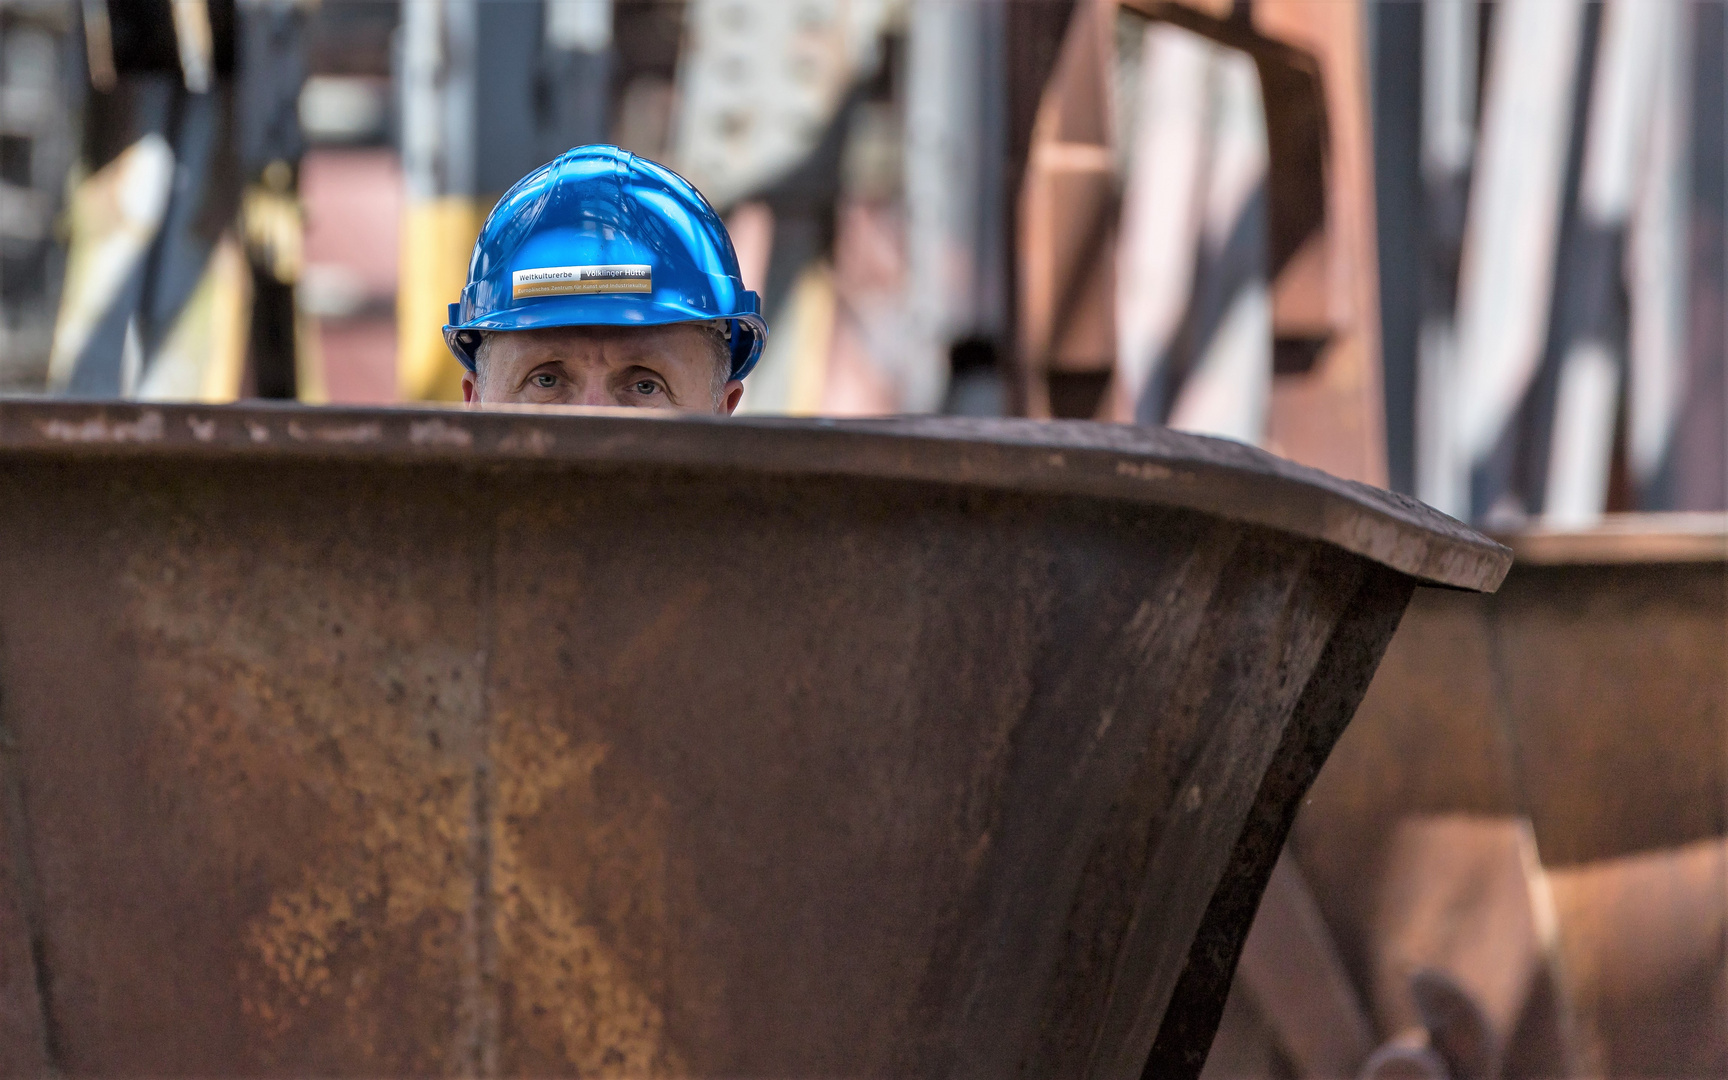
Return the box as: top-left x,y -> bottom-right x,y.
512,264 -> 652,299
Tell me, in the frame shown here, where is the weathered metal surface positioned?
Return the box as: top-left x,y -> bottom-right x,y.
0,401 -> 1504,1077
1285,519 -> 1728,1078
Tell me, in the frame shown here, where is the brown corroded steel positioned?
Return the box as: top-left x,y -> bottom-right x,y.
0,402 -> 1504,1077
1289,520 -> 1728,1078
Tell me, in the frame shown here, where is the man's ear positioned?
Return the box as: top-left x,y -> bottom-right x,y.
722,380 -> 745,415
462,370 -> 479,405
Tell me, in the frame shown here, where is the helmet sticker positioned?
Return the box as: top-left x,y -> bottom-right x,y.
512,264 -> 652,300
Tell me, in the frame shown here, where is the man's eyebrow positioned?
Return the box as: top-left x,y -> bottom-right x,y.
511,357 -> 566,389
617,363 -> 682,403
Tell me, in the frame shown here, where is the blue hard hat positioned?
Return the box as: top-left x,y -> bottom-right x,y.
443,145 -> 767,379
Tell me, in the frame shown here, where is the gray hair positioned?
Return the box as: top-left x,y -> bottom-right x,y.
693,320 -> 735,399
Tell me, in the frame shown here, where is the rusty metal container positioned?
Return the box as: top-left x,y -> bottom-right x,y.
1282,516 -> 1728,1078
0,402 -> 1504,1078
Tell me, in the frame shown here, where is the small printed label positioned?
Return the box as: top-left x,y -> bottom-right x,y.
512,264 -> 652,300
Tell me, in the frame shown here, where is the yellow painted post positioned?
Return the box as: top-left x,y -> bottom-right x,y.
396,197 -> 483,402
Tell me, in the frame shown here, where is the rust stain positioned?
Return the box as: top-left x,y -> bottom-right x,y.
119,533 -> 677,1074
492,716 -> 679,1074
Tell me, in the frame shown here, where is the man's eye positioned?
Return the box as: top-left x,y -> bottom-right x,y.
632,380 -> 661,396
531,373 -> 557,389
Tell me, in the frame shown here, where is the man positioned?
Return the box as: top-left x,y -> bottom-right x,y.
444,145 -> 766,414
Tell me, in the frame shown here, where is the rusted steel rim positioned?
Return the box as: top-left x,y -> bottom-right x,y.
0,401 -> 1509,592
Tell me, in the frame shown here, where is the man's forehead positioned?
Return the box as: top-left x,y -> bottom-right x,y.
493,324 -> 698,359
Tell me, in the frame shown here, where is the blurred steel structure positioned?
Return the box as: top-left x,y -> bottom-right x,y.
541,0 -> 613,162
1016,0 -> 1121,420
673,0 -> 892,213
1376,0 -> 1728,521
1448,0 -> 1588,522
235,0 -> 315,401
293,0 -> 399,404
1414,0 -> 1475,513
1538,0 -> 1667,527
903,0 -> 1007,414
1114,17 -> 1271,443
28,0 -> 315,402
0,400 -> 1503,1075
49,0 -> 241,397
1017,0 -> 1389,490
0,0 -> 80,390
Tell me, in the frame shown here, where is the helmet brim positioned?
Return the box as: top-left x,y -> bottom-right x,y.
444,310 -> 767,379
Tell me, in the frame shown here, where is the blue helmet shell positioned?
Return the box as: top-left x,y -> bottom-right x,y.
443,145 -> 767,379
